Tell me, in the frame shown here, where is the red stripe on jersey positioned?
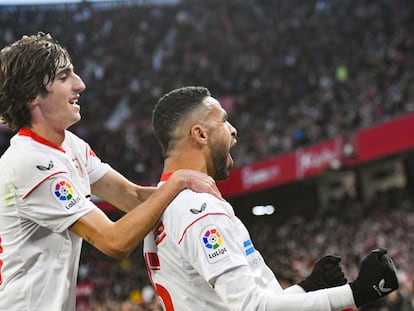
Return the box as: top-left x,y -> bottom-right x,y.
85,145 -> 97,162
156,284 -> 175,311
22,171 -> 67,199
178,212 -> 230,244
19,128 -> 66,153
160,172 -> 173,181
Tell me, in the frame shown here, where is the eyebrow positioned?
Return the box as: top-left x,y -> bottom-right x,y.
222,110 -> 228,120
55,65 -> 73,77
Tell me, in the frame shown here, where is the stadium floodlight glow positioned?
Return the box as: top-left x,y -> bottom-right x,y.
252,205 -> 275,216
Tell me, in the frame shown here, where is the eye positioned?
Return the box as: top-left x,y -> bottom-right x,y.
59,74 -> 68,81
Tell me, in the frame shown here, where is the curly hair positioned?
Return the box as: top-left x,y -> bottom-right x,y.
0,32 -> 71,130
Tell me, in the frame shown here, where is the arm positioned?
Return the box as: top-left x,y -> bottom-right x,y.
212,266 -> 354,311
91,168 -> 156,213
71,169 -> 221,259
91,168 -> 222,212
212,250 -> 398,311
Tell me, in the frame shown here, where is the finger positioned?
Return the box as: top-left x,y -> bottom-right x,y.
326,274 -> 347,285
326,270 -> 346,280
318,255 -> 342,265
380,254 -> 397,272
324,264 -> 343,275
371,248 -> 387,257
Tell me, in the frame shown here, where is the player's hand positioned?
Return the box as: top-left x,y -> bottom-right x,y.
349,248 -> 398,307
298,255 -> 347,291
173,169 -> 223,200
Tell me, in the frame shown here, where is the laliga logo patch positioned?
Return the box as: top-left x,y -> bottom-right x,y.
203,228 -> 222,249
52,179 -> 81,210
201,226 -> 229,263
54,180 -> 74,200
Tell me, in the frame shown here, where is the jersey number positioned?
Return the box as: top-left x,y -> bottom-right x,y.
144,251 -> 174,310
155,284 -> 174,311
154,221 -> 167,246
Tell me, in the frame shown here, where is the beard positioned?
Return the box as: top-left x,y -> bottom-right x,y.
210,142 -> 231,181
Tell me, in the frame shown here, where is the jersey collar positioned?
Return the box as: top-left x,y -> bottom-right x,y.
160,172 -> 174,181
18,128 -> 66,153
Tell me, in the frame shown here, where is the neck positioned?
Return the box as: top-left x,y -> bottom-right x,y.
162,153 -> 208,176
28,125 -> 66,147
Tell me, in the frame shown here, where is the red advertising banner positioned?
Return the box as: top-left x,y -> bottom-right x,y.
217,152 -> 297,197
296,138 -> 343,179
354,113 -> 414,163
217,113 -> 414,197
95,113 -> 414,209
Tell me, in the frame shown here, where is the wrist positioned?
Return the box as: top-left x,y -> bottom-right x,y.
167,170 -> 187,191
349,280 -> 368,307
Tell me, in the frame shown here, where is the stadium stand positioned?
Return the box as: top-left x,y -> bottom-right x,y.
1,0 -> 414,310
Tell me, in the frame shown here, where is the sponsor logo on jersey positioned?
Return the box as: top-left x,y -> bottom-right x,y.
36,160 -> 54,171
243,239 -> 255,256
190,202 -> 206,214
52,179 -> 81,210
201,226 -> 229,263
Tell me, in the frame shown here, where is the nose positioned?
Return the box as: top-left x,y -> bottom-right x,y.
228,122 -> 237,138
74,72 -> 86,92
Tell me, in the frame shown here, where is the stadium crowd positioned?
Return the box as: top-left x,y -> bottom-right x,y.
1,0 -> 413,184
75,187 -> 414,311
1,0 -> 414,310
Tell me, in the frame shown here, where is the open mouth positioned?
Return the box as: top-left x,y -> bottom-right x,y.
69,95 -> 80,105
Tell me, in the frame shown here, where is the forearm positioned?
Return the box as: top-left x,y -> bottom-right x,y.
264,287 -> 354,311
102,175 -> 185,257
213,266 -> 354,311
91,169 -> 157,213
82,169 -> 220,258
114,176 -> 185,248
73,174 -> 186,259
112,184 -> 157,213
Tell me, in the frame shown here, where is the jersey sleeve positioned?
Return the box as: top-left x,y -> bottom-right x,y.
215,271 -> 354,311
168,191 -> 250,283
12,146 -> 96,233
18,173 -> 95,233
166,191 -> 355,311
64,131 -> 110,184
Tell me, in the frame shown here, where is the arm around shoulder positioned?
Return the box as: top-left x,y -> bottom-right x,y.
73,169 -> 220,259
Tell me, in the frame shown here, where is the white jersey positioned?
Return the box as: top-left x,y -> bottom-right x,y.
143,178 -> 355,311
0,129 -> 110,311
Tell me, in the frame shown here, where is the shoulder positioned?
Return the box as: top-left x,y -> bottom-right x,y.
63,130 -> 88,149
0,135 -> 60,170
162,190 -> 233,240
169,189 -> 230,215
0,136 -> 69,189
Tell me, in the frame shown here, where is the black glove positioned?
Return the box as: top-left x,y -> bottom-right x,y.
349,248 -> 399,307
298,255 -> 347,291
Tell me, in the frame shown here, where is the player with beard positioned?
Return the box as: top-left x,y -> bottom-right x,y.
0,33 -> 221,311
143,86 -> 398,311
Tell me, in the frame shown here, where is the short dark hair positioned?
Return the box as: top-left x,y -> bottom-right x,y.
152,86 -> 211,157
0,32 -> 71,130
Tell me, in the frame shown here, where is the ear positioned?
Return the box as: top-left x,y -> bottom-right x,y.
27,95 -> 40,110
190,124 -> 208,145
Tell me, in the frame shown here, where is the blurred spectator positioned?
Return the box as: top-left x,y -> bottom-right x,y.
1,0 -> 414,309
1,0 -> 413,184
